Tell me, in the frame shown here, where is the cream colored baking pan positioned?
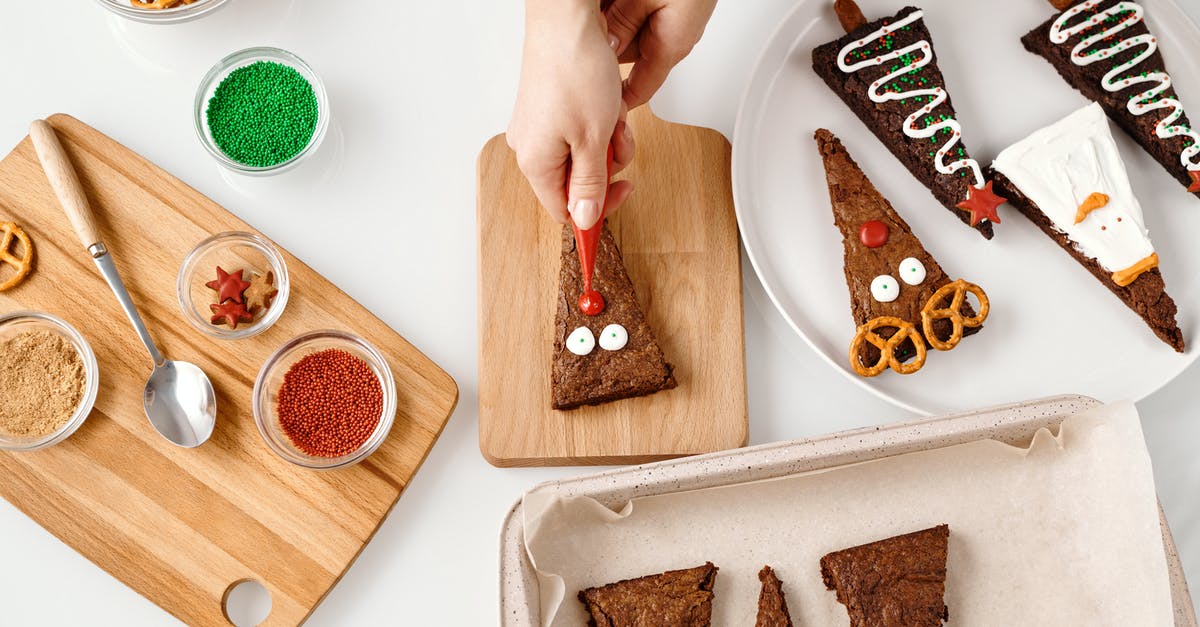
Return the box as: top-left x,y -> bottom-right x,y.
499,395 -> 1196,625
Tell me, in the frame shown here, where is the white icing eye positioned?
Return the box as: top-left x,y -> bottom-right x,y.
599,324 -> 628,351
566,327 -> 595,356
898,257 -> 927,286
871,275 -> 900,302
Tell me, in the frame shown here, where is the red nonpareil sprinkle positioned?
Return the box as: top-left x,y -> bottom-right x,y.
276,348 -> 383,458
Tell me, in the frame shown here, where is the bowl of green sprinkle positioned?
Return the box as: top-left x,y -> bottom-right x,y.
195,47 -> 329,176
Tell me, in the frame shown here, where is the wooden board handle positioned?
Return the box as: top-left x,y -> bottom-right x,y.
29,119 -> 103,251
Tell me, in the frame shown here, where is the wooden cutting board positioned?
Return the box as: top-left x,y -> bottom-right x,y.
477,106 -> 747,467
0,115 -> 458,626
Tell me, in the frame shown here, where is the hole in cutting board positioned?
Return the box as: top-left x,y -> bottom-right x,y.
223,579 -> 272,626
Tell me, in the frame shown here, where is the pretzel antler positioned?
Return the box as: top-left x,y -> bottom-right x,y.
920,279 -> 989,351
849,316 -> 927,377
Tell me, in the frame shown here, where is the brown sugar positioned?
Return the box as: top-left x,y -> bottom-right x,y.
0,330 -> 86,438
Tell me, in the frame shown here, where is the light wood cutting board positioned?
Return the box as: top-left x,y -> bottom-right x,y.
0,115 -> 458,626
477,106 -> 747,467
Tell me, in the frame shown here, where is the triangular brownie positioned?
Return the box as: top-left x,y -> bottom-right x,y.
813,5 -> 1004,238
991,103 -> 1184,351
1022,0 -> 1200,198
815,129 -> 986,377
552,222 -> 676,410
755,566 -> 794,627
578,562 -> 718,627
820,525 -> 950,627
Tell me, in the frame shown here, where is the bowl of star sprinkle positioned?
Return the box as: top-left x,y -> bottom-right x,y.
194,47 -> 329,175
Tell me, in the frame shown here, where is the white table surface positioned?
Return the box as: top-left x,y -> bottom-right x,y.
1,1 -> 1198,624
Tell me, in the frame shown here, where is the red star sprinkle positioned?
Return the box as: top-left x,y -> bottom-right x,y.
1188,170 -> 1200,193
205,266 -> 251,304
210,301 -> 254,329
956,180 -> 1005,226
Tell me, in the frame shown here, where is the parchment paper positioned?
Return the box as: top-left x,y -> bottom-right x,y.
523,401 -> 1173,626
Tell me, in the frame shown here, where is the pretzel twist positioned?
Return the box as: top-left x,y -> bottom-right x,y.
849,316 -> 927,377
920,279 -> 989,351
0,222 -> 33,292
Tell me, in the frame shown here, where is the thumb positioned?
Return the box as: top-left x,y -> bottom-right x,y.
567,145 -> 610,230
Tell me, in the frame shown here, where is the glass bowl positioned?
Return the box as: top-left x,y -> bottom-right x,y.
253,330 -> 397,470
0,312 -> 99,451
94,0 -> 229,24
177,231 -> 290,340
194,46 -> 330,176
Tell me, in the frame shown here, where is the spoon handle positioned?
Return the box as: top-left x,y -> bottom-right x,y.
29,120 -> 103,252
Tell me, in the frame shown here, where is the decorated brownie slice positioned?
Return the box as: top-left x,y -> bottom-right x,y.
551,222 -> 676,410
820,525 -> 950,627
1023,0 -> 1200,198
578,562 -> 718,627
755,566 -> 794,627
816,129 -> 988,377
812,2 -> 1005,238
991,102 -> 1184,351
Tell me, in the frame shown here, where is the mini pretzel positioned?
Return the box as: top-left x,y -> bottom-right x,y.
0,222 -> 33,292
920,279 -> 989,351
129,0 -> 193,9
849,316 -> 927,377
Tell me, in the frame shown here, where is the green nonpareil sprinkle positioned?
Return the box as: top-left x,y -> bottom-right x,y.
206,61 -> 319,168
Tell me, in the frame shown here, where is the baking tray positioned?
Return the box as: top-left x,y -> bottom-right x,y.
499,395 -> 1196,625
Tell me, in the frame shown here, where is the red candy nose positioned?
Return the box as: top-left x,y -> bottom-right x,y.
579,290 -> 605,316
859,220 -> 889,248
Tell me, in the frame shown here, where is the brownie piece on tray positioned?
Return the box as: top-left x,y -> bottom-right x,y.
578,562 -> 718,627
755,566 -> 794,627
1022,0 -> 1200,199
991,103 -> 1184,351
815,129 -> 987,377
821,525 -> 950,627
813,5 -> 1004,238
551,222 -> 676,410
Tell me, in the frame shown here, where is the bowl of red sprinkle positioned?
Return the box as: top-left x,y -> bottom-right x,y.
253,330 -> 396,469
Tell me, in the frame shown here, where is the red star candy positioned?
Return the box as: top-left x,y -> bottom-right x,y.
1188,170 -> 1200,193
956,180 -> 1005,226
205,266 -> 251,304
210,301 -> 254,329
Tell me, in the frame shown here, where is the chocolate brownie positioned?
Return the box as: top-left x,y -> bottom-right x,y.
992,170 -> 1184,351
815,129 -> 980,369
820,525 -> 950,627
551,222 -> 676,410
755,566 -> 793,627
578,562 -> 718,627
813,6 -> 996,238
1022,0 -> 1200,199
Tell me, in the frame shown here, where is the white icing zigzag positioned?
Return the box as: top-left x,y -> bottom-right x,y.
1050,0 -> 1200,171
837,9 -> 985,190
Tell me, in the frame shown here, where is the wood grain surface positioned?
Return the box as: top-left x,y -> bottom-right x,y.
477,106 -> 747,467
0,114 -> 458,626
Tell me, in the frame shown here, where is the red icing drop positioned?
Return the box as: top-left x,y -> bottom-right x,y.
579,290 -> 605,316
859,220 -> 889,248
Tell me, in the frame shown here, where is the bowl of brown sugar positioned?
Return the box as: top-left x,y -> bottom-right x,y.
0,312 -> 98,451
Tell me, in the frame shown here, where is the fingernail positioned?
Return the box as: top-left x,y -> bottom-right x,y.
608,34 -> 620,51
621,121 -> 633,142
569,199 -> 602,229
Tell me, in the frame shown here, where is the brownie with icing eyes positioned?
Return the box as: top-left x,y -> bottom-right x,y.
815,129 -> 981,370
551,222 -> 676,410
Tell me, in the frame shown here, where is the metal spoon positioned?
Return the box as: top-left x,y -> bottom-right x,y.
29,120 -> 216,448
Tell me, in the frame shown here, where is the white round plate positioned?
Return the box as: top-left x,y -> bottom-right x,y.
733,0 -> 1200,414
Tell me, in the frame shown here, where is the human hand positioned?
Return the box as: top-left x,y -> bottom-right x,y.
508,0 -> 636,230
604,0 -> 718,108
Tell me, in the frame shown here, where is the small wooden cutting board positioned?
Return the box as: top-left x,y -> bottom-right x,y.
0,115 -> 458,626
477,106 -> 747,467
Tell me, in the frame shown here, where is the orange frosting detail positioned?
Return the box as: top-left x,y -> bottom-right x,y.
1111,253 -> 1159,287
1073,192 -> 1109,224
